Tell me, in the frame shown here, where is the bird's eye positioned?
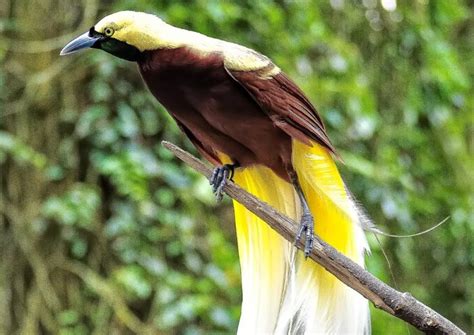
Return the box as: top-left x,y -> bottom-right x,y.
104,27 -> 114,37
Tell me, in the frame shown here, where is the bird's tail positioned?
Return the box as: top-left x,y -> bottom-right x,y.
229,140 -> 370,335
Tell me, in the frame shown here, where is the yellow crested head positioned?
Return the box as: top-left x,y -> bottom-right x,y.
93,11 -> 176,52
61,10 -> 276,71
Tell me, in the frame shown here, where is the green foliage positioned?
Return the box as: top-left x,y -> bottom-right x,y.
1,0 -> 472,334
0,131 -> 48,168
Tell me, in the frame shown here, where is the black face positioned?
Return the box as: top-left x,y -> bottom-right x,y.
60,28 -> 142,62
89,28 -> 142,62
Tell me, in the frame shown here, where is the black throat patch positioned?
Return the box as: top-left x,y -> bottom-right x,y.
93,38 -> 142,62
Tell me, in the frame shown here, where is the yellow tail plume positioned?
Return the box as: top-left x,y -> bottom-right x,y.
229,140 -> 370,334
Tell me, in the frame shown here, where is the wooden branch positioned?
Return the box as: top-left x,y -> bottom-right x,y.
162,141 -> 465,335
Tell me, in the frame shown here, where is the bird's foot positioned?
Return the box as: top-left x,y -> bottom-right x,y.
295,212 -> 314,258
209,164 -> 236,202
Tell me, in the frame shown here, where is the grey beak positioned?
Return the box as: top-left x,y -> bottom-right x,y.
60,31 -> 101,55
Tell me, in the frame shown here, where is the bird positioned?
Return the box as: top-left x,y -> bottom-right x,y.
61,11 -> 370,334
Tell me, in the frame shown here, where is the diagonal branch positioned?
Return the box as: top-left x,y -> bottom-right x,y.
162,141 -> 465,335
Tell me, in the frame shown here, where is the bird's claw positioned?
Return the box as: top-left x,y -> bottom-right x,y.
295,212 -> 314,258
209,164 -> 235,202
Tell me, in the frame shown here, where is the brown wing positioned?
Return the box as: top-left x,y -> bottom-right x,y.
225,65 -> 337,155
173,118 -> 222,166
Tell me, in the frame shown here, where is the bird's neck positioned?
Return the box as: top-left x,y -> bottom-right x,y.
141,22 -> 221,54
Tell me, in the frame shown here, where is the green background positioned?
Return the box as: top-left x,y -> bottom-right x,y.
1,0 -> 472,334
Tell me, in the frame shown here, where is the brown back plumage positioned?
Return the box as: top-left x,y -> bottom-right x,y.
225,66 -> 336,155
